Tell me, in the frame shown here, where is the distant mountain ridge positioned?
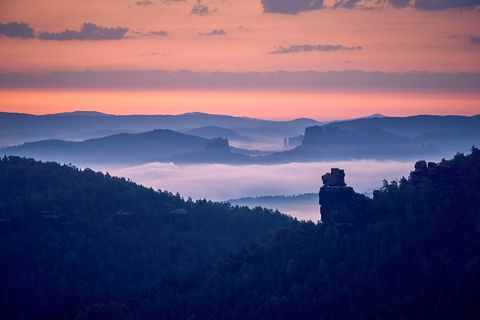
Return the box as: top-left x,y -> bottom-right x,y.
324,114 -> 480,155
0,111 -> 320,148
1,129 -> 209,164
228,193 -> 319,221
264,125 -> 442,162
326,114 -> 480,137
229,193 -> 318,205
185,126 -> 252,142
1,113 -> 478,164
0,129 -> 263,165
51,111 -> 110,116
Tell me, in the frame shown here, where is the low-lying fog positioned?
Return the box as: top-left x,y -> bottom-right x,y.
93,160 -> 415,221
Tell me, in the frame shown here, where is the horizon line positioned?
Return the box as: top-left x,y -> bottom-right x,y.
2,109 -> 479,122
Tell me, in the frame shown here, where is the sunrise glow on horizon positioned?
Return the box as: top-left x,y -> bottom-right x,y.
0,89 -> 479,120
1,0 -> 479,117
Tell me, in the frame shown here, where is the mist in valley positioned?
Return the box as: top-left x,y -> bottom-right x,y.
93,160 -> 416,221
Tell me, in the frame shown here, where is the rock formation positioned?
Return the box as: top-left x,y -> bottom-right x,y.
205,137 -> 230,153
319,160 -> 458,231
284,135 -> 304,148
322,168 -> 347,187
319,168 -> 369,230
410,160 -> 457,186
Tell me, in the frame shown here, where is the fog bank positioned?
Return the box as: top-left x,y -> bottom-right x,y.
91,160 -> 414,220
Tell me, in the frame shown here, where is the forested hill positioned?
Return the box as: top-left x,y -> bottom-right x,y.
110,148 -> 480,320
0,156 -> 293,319
1,129 -> 209,164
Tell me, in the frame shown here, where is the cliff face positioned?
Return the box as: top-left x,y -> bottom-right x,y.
297,125 -> 440,160
319,168 -> 370,230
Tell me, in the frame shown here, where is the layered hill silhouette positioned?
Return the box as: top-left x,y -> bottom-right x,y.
229,193 -> 319,221
185,126 -> 252,142
1,125 -> 440,164
0,111 -> 318,148
167,137 -> 254,164
266,114 -> 480,162
1,113 -> 479,164
229,193 -> 318,208
324,114 -> 480,154
264,125 -> 442,162
1,129 -> 262,164
1,129 -> 208,164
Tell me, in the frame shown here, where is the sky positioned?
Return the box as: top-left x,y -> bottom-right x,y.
1,0 -> 479,119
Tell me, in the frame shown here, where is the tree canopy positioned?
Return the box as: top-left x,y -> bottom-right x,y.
0,156 -> 293,319
104,147 -> 480,320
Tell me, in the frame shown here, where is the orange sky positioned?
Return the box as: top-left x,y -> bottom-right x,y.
0,0 -> 479,118
0,89 -> 478,120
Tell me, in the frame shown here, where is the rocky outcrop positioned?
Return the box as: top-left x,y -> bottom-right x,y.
205,137 -> 230,153
319,160 -> 459,231
410,160 -> 457,185
319,168 -> 369,230
322,168 -> 347,187
295,125 -> 441,161
284,135 -> 304,148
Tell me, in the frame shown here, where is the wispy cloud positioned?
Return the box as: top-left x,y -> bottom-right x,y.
191,0 -> 216,16
136,0 -> 154,5
270,44 -> 363,55
2,70 -> 479,92
200,29 -> 226,36
470,36 -> 480,45
149,30 -> 169,36
413,0 -> 480,11
260,0 -> 480,14
332,0 -> 364,9
386,0 -> 410,8
140,51 -> 170,57
39,22 -> 129,41
261,0 -> 324,14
